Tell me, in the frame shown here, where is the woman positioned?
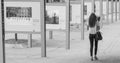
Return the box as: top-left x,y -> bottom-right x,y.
89,13 -> 99,61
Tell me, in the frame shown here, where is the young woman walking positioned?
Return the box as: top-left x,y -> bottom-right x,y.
88,13 -> 99,61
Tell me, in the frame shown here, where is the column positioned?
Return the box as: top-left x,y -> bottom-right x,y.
92,0 -> 95,13
28,34 -> 32,48
119,0 -> 120,19
66,0 -> 70,49
100,0 -> 103,24
41,0 -> 46,57
81,0 -> 84,40
14,33 -> 18,47
111,0 -> 113,23
0,0 -> 5,63
115,0 -> 117,21
106,0 -> 109,24
49,31 -> 53,39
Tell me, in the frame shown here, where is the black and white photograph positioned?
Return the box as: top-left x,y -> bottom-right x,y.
4,2 -> 41,32
46,5 -> 66,29
46,10 -> 59,24
6,7 -> 32,18
1,0 -> 120,63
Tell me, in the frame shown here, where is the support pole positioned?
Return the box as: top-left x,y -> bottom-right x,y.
81,0 -> 84,40
28,34 -> 32,48
0,0 -> 5,63
15,33 -> 18,41
66,0 -> 70,49
119,0 -> 120,20
111,0 -> 113,23
100,0 -> 103,24
15,33 -> 18,42
115,0 -> 117,21
14,33 -> 18,47
49,31 -> 53,39
92,0 -> 95,13
106,0 -> 109,24
41,0 -> 46,57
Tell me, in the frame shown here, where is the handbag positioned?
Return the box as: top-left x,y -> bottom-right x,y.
96,25 -> 100,31
96,31 -> 103,40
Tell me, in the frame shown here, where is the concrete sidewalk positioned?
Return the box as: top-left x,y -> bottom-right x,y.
5,21 -> 120,63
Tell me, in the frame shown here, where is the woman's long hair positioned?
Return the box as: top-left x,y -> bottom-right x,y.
89,13 -> 97,27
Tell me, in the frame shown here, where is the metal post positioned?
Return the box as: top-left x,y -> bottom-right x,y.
49,31 -> 53,39
41,0 -> 46,57
15,33 -> 18,41
14,33 -> 18,47
106,0 -> 109,24
81,0 -> 84,40
115,0 -> 117,21
28,34 -> 32,48
100,0 -> 103,24
0,0 -> 5,63
92,0 -> 95,13
119,0 -> 120,20
111,0 -> 113,23
66,0 -> 70,49
15,33 -> 18,45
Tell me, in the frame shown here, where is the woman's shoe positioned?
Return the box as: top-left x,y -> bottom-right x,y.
91,57 -> 94,61
94,56 -> 98,60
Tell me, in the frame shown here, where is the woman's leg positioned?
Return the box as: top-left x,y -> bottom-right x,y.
94,39 -> 98,60
95,40 -> 98,56
89,34 -> 94,57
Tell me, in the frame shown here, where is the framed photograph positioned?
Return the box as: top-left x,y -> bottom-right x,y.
6,7 -> 32,18
46,4 -> 66,30
4,2 -> 41,32
46,10 -> 59,24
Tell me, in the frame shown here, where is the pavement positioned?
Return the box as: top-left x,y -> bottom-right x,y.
5,20 -> 120,63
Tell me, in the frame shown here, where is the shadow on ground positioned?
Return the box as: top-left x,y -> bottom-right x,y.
98,56 -> 120,63
82,56 -> 120,63
62,55 -> 120,63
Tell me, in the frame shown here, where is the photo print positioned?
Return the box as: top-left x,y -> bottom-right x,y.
46,10 -> 59,24
6,7 -> 32,18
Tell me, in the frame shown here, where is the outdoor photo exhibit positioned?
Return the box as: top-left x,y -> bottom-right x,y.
71,2 -> 102,24
71,3 -> 90,24
46,4 -> 66,30
71,4 -> 81,24
4,2 -> 41,32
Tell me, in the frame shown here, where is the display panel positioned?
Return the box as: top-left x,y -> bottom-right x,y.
5,2 -> 67,32
46,5 -> 66,30
5,2 -> 41,32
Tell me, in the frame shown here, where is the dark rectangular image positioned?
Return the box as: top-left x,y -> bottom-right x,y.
6,7 -> 32,18
46,10 -> 59,24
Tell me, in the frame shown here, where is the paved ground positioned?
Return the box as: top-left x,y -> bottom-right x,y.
5,20 -> 120,63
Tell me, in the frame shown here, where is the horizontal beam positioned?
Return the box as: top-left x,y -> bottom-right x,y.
5,31 -> 41,34
4,0 -> 41,2
109,0 -> 119,1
